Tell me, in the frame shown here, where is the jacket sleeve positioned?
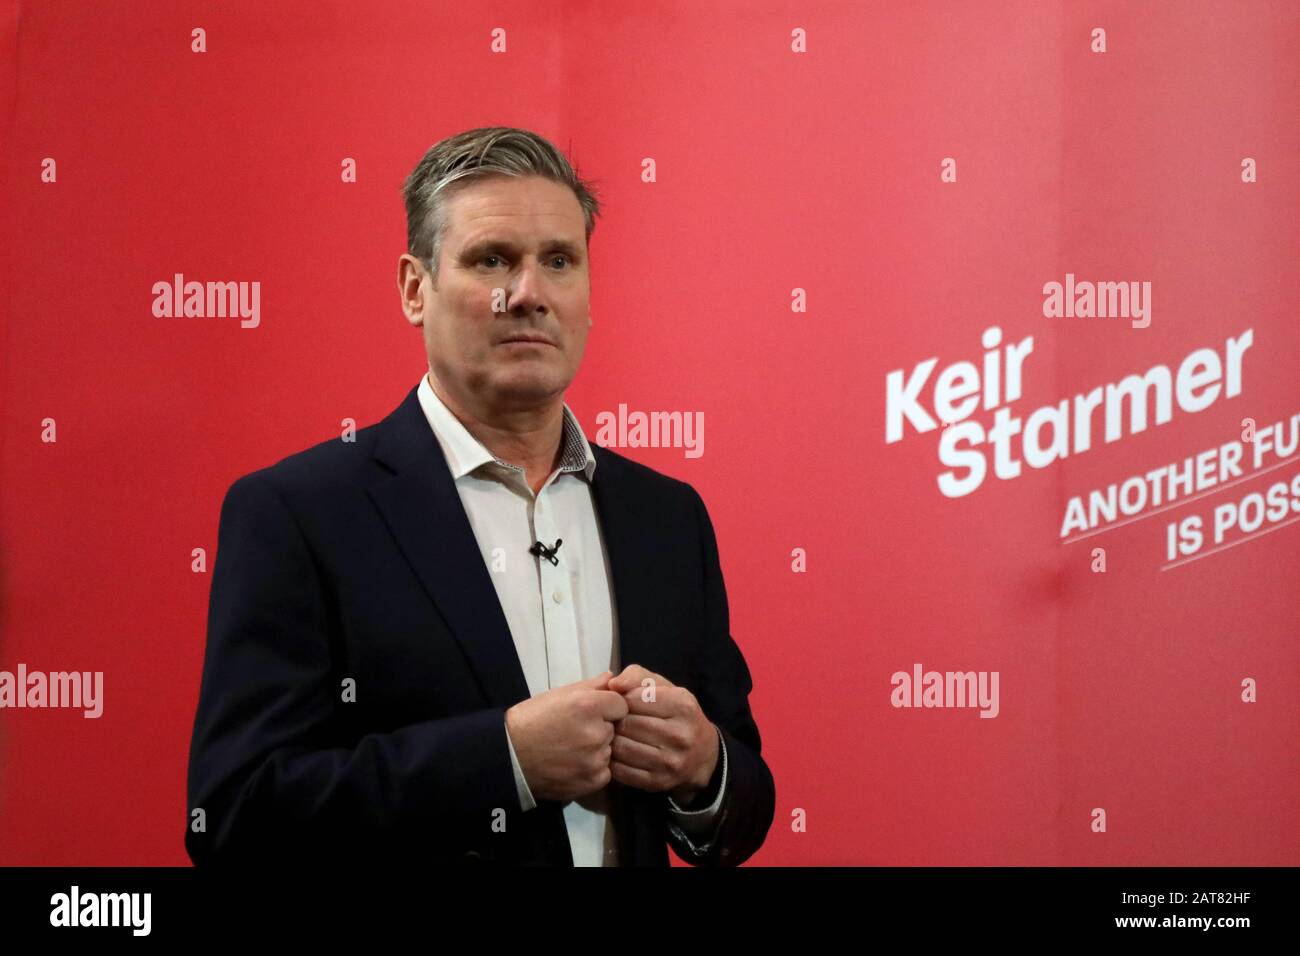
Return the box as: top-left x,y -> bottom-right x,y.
666,486 -> 777,867
185,472 -> 519,866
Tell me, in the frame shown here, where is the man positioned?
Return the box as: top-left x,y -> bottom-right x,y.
185,127 -> 775,867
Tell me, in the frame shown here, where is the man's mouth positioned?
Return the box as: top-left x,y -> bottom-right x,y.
499,336 -> 555,347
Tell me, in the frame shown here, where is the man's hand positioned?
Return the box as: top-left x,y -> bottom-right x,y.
606,665 -> 720,806
505,672 -> 629,803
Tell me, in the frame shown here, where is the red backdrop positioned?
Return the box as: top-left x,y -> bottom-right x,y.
2,0 -> 1297,865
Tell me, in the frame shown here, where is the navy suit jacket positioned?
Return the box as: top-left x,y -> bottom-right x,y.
185,383 -> 775,867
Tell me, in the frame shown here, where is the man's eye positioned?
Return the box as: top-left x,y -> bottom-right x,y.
479,254 -> 569,269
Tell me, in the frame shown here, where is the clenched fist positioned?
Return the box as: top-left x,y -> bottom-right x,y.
606,665 -> 720,807
505,671 -> 629,803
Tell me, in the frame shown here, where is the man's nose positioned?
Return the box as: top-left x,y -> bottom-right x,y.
505,260 -> 548,315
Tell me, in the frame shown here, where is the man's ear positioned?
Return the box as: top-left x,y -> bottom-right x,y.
399,254 -> 427,327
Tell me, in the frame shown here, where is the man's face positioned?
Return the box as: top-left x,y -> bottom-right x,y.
401,174 -> 591,415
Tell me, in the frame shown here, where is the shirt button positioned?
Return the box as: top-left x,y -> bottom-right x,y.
552,590 -> 563,604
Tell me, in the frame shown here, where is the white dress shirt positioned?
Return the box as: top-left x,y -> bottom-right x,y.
415,371 -> 728,865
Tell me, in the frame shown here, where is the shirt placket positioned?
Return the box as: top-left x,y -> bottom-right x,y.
530,477 -> 584,689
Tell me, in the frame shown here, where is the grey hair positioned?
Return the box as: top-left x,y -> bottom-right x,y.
401,126 -> 602,284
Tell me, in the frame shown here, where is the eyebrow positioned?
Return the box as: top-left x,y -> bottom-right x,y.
459,238 -> 584,261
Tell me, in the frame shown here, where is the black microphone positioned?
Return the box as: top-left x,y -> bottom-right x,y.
529,538 -> 563,565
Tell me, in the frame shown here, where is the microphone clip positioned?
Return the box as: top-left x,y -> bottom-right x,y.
529,538 -> 563,566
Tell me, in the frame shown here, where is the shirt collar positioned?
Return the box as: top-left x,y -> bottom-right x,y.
416,372 -> 597,483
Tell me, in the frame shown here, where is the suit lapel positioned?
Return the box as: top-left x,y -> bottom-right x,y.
590,443 -> 671,867
587,444 -> 651,679
366,385 -> 531,708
